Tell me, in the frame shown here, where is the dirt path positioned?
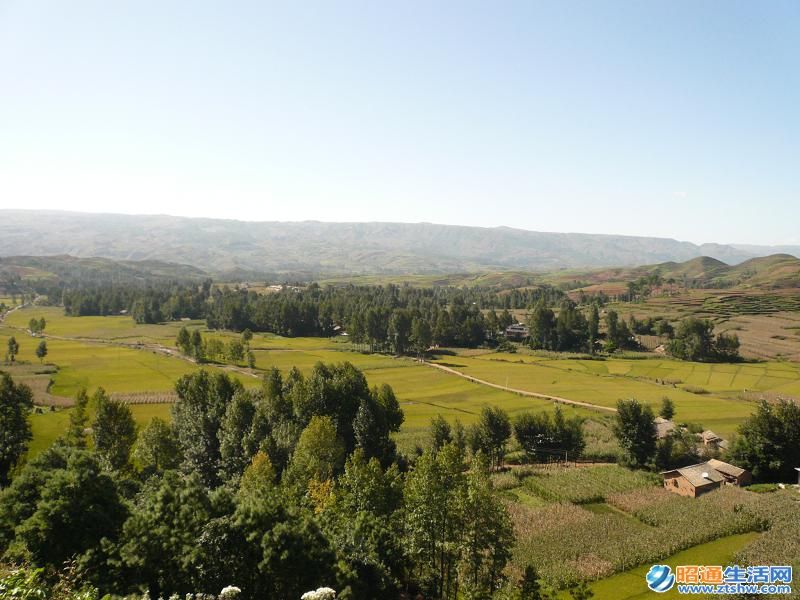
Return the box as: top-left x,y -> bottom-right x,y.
420,359 -> 617,414
5,306 -> 618,413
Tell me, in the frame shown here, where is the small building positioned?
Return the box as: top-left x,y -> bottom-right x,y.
662,463 -> 724,498
706,459 -> 752,486
505,323 -> 529,341
700,429 -> 725,450
662,460 -> 751,498
655,417 -> 675,440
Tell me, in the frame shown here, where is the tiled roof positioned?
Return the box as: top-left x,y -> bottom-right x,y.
662,462 -> 725,487
707,458 -> 747,478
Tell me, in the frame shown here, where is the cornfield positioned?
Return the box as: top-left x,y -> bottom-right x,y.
508,481 -> 797,589
520,464 -> 659,504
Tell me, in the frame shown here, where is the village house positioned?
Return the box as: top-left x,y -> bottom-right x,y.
700,429 -> 729,451
654,416 -> 675,439
504,323 -> 529,341
661,459 -> 751,498
706,458 -> 752,486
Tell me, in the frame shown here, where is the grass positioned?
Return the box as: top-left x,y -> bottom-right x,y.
431,351 -> 800,436
6,306 -> 799,462
0,330 -> 243,397
5,309 -> 600,459
583,532 -> 759,600
27,402 -> 174,458
4,306 -> 188,345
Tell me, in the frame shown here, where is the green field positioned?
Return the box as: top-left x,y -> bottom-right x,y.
4,308 -> 596,458
430,351 -> 800,436
6,306 -> 800,459
4,305 -> 191,345
584,533 -> 759,600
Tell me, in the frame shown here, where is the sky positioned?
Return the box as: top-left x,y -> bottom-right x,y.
0,1 -> 798,245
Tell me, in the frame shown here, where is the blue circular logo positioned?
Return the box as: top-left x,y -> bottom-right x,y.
646,565 -> 675,593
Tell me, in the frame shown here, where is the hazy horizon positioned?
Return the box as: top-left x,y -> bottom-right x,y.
1,2 -> 798,245
3,208 -> 800,255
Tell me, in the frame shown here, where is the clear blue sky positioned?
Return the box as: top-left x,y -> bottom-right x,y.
1,1 -> 798,245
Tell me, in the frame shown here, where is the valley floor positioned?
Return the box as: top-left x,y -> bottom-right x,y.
3,306 -> 800,592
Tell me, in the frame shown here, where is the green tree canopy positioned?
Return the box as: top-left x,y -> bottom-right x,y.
613,399 -> 657,468
92,388 -> 137,472
0,374 -> 33,486
730,399 -> 800,482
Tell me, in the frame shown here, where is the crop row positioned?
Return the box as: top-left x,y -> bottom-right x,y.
520,464 -> 659,504
509,486 -> 777,588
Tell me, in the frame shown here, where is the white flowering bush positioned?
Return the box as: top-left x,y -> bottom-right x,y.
300,587 -> 336,600
218,587 -> 241,600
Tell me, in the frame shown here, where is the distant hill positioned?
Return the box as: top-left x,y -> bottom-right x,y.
0,210 -> 797,277
555,254 -> 800,292
0,254 -> 207,288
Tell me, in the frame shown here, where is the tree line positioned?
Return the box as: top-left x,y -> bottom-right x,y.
205,283 -> 560,348
60,280 -> 212,323
611,396 -> 798,481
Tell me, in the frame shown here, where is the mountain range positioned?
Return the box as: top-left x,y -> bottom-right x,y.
1,210 -> 797,277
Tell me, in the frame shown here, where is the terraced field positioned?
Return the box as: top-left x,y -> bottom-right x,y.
607,289 -> 800,360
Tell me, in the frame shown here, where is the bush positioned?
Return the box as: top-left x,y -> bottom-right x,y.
747,483 -> 779,494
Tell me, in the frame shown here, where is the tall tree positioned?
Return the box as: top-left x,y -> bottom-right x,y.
0,374 -> 33,486
176,326 -> 191,354
132,417 -> 182,474
6,337 -> 19,363
190,329 -> 204,362
513,411 -> 552,462
1,447 -> 127,568
474,406 -> 512,469
92,389 -> 137,471
411,317 -> 433,356
730,399 -> 800,482
528,301 -> 557,351
35,340 -> 47,364
285,416 -> 345,490
587,304 -> 599,354
659,397 -> 675,420
62,389 -> 90,448
388,310 -> 413,355
116,470 -> 211,597
404,444 -> 467,599
173,370 -> 243,486
322,450 -> 404,598
613,399 -> 657,468
457,459 -> 514,597
430,415 -> 453,452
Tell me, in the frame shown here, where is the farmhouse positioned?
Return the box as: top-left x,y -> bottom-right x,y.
654,416 -> 675,439
700,429 -> 728,451
661,460 -> 751,498
706,458 -> 752,486
505,323 -> 529,340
